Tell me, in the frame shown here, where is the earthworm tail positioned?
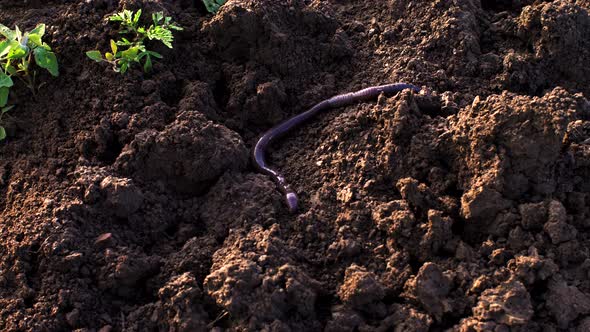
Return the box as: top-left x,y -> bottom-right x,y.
252,83 -> 421,213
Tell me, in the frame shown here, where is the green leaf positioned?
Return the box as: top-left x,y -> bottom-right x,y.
147,25 -> 174,48
139,50 -> 162,60
116,38 -> 132,46
143,55 -> 152,72
121,46 -> 139,60
169,24 -> 183,31
115,10 -> 136,29
28,33 -> 43,47
86,50 -> 103,62
0,127 -> 6,141
0,87 -> 9,107
110,39 -> 118,54
34,47 -> 59,76
124,10 -> 133,22
153,12 -> 164,25
5,64 -> 17,75
0,40 -> 11,57
202,0 -> 227,13
2,105 -> 13,114
0,71 -> 13,88
134,9 -> 142,24
120,62 -> 129,74
0,24 -> 15,40
15,26 -> 22,41
148,51 -> 162,59
7,40 -> 28,60
29,24 -> 45,37
109,11 -> 125,22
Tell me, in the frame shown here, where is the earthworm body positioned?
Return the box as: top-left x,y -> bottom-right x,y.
252,83 -> 421,213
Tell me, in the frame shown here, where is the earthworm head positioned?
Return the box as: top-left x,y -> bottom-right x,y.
286,192 -> 298,213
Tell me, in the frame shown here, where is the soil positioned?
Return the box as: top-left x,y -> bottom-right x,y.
1,0 -> 590,331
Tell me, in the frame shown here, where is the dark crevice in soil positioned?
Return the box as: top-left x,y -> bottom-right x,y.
437,312 -> 466,330
161,80 -> 184,107
408,257 -> 424,275
23,242 -> 41,309
98,136 -> 123,165
452,216 -> 466,237
212,74 -> 230,115
203,295 -> 228,328
315,292 -> 337,323
164,223 -> 179,238
481,0 -> 515,11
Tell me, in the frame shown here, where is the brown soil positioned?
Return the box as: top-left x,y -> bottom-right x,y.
1,0 -> 590,331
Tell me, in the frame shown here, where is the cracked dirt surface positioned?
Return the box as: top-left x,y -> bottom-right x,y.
1,0 -> 590,331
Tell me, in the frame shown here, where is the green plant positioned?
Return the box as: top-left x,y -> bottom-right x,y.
0,23 -> 59,141
202,0 -> 227,13
86,10 -> 182,74
0,105 -> 12,140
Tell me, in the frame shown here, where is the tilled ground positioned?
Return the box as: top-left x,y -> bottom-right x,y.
1,0 -> 590,331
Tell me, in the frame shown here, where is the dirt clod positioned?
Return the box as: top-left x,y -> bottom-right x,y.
338,264 -> 385,311
461,278 -> 533,329
115,111 -> 248,195
404,262 -> 451,320
545,278 -> 590,329
99,176 -> 143,218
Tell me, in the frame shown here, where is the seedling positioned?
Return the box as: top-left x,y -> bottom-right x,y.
0,23 -> 59,141
203,0 -> 227,13
86,10 -> 182,74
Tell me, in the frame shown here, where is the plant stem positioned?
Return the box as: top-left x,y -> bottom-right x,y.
20,54 -> 36,96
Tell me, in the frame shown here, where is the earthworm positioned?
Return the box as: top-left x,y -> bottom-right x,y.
252,83 -> 421,213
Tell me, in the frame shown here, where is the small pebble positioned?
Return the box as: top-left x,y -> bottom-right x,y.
95,233 -> 115,249
98,326 -> 112,332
